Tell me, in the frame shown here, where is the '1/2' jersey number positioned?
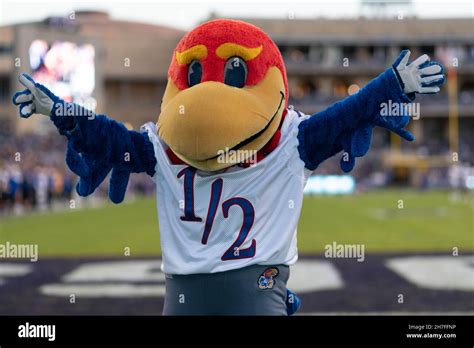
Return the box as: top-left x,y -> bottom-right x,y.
178,167 -> 256,261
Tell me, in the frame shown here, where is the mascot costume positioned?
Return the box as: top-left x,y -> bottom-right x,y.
13,19 -> 445,315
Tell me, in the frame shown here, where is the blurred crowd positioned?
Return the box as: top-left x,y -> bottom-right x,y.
0,133 -> 72,213
0,132 -> 154,215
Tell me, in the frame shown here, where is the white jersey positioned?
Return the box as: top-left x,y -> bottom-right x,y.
142,109 -> 312,274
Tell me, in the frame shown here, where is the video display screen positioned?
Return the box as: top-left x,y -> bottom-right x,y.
28,39 -> 96,108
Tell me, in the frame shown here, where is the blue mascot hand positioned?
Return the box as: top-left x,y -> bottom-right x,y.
339,112 -> 414,173
66,141 -> 130,204
66,142 -> 113,197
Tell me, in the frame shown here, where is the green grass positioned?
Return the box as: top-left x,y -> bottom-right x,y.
297,190 -> 473,254
0,190 -> 472,257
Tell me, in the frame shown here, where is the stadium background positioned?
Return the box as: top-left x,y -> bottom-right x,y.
0,0 -> 473,314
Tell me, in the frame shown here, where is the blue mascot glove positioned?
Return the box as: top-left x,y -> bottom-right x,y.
339,50 -> 445,172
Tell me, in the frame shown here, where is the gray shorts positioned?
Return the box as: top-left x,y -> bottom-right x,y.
163,264 -> 289,315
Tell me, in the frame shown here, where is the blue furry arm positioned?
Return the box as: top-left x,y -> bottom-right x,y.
11,73 -> 157,203
297,68 -> 413,172
51,102 -> 157,203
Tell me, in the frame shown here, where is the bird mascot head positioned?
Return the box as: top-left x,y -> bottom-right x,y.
158,19 -> 288,171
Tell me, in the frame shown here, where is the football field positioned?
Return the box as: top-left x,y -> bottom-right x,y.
1,190 -> 473,256
0,190 -> 473,315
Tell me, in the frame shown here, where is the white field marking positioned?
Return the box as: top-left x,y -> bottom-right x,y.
40,259 -> 343,297
386,256 -> 474,291
40,261 -> 165,298
40,284 -> 166,298
62,260 -> 165,282
0,263 -> 33,285
372,207 -> 449,220
287,260 -> 344,293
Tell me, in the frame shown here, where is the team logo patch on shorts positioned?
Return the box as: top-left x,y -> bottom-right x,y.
257,267 -> 279,290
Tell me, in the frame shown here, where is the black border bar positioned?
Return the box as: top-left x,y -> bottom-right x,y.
0,315 -> 472,346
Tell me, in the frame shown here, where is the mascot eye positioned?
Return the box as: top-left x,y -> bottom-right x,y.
224,57 -> 247,88
188,60 -> 202,87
